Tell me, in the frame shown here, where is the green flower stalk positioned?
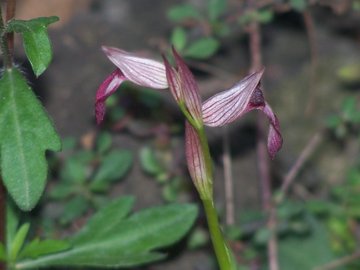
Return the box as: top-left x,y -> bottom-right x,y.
95,46 -> 283,269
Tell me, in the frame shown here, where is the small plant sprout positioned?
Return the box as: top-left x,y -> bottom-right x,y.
96,46 -> 282,270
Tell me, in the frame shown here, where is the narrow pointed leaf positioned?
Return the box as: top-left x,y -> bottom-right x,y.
6,17 -> 59,76
6,200 -> 20,249
19,239 -> 70,260
0,69 -> 61,210
15,203 -> 198,268
9,223 -> 30,261
71,196 -> 135,244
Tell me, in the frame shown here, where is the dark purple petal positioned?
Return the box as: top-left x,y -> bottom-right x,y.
262,102 -> 283,159
172,47 -> 202,121
202,69 -> 264,127
102,46 -> 168,89
95,69 -> 125,124
185,121 -> 211,197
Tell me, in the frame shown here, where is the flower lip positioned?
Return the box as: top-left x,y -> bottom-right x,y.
101,46 -> 168,89
95,69 -> 125,124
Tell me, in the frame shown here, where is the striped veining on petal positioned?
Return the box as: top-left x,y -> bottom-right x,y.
163,56 -> 183,103
172,48 -> 202,120
202,70 -> 264,127
102,46 -> 168,89
95,69 -> 125,124
185,121 -> 207,192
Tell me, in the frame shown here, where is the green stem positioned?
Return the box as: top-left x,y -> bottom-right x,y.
180,99 -> 236,269
197,127 -> 236,270
203,199 -> 235,270
197,127 -> 214,186
0,3 -> 12,69
5,0 -> 16,60
0,178 -> 5,270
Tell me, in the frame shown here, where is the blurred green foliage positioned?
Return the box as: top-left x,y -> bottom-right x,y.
48,133 -> 133,226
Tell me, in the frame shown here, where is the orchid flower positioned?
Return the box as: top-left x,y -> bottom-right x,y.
95,46 -> 168,124
96,46 -> 282,270
96,46 -> 282,159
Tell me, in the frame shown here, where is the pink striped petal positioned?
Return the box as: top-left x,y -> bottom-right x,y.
185,121 -> 212,198
102,46 -> 168,89
163,56 -> 183,103
172,48 -> 203,122
202,69 -> 264,127
202,69 -> 282,157
95,69 -> 125,124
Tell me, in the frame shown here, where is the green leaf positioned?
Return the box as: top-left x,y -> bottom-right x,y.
16,203 -> 198,268
0,244 -> 5,261
9,223 -> 30,261
6,199 -> 20,250
354,0 -> 360,10
93,150 -> 133,183
167,4 -> 201,22
187,228 -> 209,249
71,196 -> 135,244
60,196 -> 89,225
342,97 -> 356,121
277,200 -> 303,220
208,0 -> 227,21
289,0 -> 307,11
306,200 -> 335,215
254,228 -> 271,245
6,17 -> 59,76
49,183 -> 75,200
184,37 -> 220,59
278,216 -> 339,270
171,27 -> 187,51
337,63 -> 360,84
213,22 -> 231,37
238,10 -> 273,25
0,69 -> 61,211
326,115 -> 342,129
257,9 -> 274,24
19,239 -> 70,260
60,157 -> 87,183
162,177 -> 182,202
139,147 -> 164,176
96,132 -> 112,155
